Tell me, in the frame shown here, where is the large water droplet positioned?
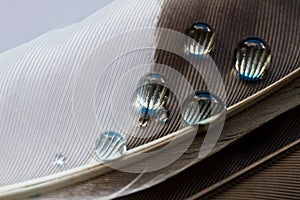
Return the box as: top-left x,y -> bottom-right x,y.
54,153 -> 66,168
186,22 -> 215,55
181,91 -> 226,126
234,37 -> 271,81
95,131 -> 126,161
136,73 -> 169,114
156,108 -> 170,124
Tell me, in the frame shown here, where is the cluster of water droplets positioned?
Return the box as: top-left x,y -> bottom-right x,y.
186,22 -> 271,81
84,22 -> 271,163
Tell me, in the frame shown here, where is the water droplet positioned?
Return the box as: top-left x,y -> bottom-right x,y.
95,131 -> 126,161
54,153 -> 66,168
138,115 -> 150,128
181,91 -> 226,126
138,73 -> 166,86
156,108 -> 170,124
186,22 -> 215,55
136,73 -> 169,113
234,37 -> 271,81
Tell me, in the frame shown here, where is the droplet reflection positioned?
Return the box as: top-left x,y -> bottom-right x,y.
186,22 -> 215,55
136,73 -> 169,112
95,131 -> 126,161
234,37 -> 271,81
54,153 -> 66,168
181,91 -> 226,126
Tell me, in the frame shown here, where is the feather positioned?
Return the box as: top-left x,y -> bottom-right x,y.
117,106 -> 300,200
0,0 -> 299,199
34,74 -> 300,200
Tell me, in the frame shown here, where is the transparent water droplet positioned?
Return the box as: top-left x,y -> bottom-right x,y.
181,91 -> 226,126
156,108 -> 170,124
136,73 -> 169,113
138,73 -> 166,86
54,153 -> 66,168
95,131 -> 126,161
186,22 -> 215,55
234,37 -> 271,81
138,115 -> 150,128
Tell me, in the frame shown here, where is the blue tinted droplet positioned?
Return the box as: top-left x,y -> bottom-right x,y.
234,37 -> 271,81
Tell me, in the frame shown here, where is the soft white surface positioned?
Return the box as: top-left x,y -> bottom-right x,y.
0,0 -> 161,185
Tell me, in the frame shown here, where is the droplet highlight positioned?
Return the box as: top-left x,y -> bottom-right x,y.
186,22 -> 215,55
95,131 -> 126,161
234,37 -> 271,81
54,153 -> 66,168
181,91 -> 226,126
136,73 -> 170,113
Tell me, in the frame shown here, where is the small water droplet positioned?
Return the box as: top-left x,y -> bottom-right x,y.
139,115 -> 150,128
54,153 -> 66,168
234,37 -> 271,81
181,91 -> 226,126
156,108 -> 170,124
136,73 -> 169,113
186,22 -> 215,55
95,131 -> 126,161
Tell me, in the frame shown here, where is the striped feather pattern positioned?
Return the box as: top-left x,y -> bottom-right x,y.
36,72 -> 300,200
0,0 -> 299,198
119,106 -> 300,200
203,145 -> 300,200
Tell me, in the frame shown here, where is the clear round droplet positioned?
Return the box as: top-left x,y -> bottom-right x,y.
95,131 -> 126,161
156,108 -> 170,124
234,37 -> 271,81
181,91 -> 226,126
136,73 -> 169,113
54,153 -> 66,168
139,115 -> 150,128
186,22 -> 215,55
